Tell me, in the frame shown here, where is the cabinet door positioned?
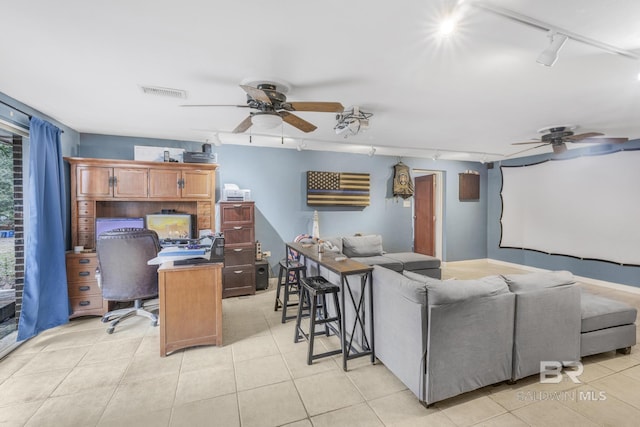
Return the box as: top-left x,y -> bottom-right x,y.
182,170 -> 212,199
113,168 -> 149,198
149,169 -> 181,198
77,166 -> 112,197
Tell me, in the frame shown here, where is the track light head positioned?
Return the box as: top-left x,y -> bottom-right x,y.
537,31 -> 568,67
368,146 -> 376,157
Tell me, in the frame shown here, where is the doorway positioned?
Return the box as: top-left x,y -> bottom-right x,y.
413,170 -> 443,259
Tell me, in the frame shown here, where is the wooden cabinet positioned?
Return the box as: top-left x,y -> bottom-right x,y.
65,252 -> 107,318
220,201 -> 256,298
158,262 -> 223,356
66,157 -> 218,250
459,172 -> 480,201
148,168 -> 212,199
77,165 -> 148,198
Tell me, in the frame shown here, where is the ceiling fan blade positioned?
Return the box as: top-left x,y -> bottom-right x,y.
570,137 -> 629,144
552,143 -> 567,154
239,85 -> 272,104
511,141 -> 545,145
564,132 -> 604,141
181,104 -> 248,108
280,111 -> 317,133
506,143 -> 550,157
287,102 -> 344,112
232,116 -> 253,133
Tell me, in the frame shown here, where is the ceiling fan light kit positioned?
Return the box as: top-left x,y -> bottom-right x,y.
251,112 -> 283,129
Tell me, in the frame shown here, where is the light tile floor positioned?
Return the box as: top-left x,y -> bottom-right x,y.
1,260 -> 640,426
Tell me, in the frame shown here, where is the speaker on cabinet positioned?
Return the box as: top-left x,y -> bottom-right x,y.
255,260 -> 269,290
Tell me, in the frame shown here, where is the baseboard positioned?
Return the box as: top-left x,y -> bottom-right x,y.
486,258 -> 640,295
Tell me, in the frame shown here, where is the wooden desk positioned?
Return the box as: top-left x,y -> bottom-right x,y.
286,241 -> 375,370
158,261 -> 223,356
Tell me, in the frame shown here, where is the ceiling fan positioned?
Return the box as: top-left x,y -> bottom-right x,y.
511,125 -> 629,155
182,79 -> 344,134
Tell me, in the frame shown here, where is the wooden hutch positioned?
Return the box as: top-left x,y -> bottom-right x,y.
64,157 -> 218,317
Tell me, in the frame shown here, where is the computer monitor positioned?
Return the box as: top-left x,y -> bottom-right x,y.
95,217 -> 145,242
145,213 -> 195,242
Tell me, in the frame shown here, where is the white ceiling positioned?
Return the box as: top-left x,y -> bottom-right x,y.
2,0 -> 640,161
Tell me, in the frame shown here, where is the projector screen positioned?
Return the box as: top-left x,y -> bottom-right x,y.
500,150 -> 640,266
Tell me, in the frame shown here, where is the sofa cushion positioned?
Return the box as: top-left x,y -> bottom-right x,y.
403,271 -> 510,305
342,235 -> 384,257
384,252 -> 441,270
581,292 -> 637,333
350,255 -> 403,272
502,270 -> 575,293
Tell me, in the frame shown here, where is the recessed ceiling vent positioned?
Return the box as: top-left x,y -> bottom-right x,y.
139,85 -> 187,99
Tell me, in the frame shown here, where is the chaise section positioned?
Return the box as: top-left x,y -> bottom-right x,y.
385,252 -> 441,279
580,292 -> 637,357
349,255 -> 404,272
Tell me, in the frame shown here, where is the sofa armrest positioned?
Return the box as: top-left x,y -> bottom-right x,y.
372,265 -> 427,400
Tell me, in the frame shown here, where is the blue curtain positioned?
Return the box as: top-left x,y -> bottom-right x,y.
17,117 -> 69,341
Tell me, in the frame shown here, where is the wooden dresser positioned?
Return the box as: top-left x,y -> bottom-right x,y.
219,201 -> 256,298
65,251 -> 107,318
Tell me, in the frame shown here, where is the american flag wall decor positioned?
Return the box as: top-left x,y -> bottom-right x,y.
307,171 -> 370,206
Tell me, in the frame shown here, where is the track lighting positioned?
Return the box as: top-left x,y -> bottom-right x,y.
296,141 -> 307,151
537,31 -> 568,67
211,133 -> 222,146
432,151 -> 440,161
368,146 -> 376,157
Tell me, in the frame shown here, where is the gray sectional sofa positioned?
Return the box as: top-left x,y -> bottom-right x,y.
323,234 -> 442,278
370,266 -> 637,406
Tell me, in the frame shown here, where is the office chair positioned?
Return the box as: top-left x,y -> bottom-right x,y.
96,227 -> 162,334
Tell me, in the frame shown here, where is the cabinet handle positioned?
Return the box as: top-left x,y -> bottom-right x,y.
78,271 -> 90,277
78,301 -> 91,306
79,258 -> 90,264
78,285 -> 90,292
233,248 -> 243,252
233,204 -> 242,207
233,226 -> 242,230
234,270 -> 243,274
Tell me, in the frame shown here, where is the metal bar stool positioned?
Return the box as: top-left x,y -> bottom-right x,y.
294,276 -> 342,365
274,259 -> 307,323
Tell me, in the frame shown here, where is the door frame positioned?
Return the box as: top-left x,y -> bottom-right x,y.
412,169 -> 444,261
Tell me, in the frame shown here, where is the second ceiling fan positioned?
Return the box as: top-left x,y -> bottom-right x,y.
511,125 -> 629,155
182,80 -> 344,133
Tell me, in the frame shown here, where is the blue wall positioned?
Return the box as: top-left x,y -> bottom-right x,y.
487,141 -> 640,288
78,134 -> 489,273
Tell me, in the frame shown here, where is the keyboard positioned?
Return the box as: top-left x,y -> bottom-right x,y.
174,257 -> 212,266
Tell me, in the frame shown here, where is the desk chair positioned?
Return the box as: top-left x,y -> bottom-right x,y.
96,228 -> 161,334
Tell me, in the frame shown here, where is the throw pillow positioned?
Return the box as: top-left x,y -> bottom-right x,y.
342,235 -> 384,257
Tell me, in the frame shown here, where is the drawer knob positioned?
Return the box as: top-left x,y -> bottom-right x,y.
78,271 -> 90,277
233,226 -> 242,230
78,285 -> 90,292
79,258 -> 90,264
234,270 -> 243,274
233,248 -> 243,252
78,301 -> 91,306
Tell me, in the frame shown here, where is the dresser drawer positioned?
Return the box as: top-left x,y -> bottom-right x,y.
77,201 -> 94,216
67,265 -> 99,283
222,226 -> 254,244
69,295 -> 105,313
220,203 -> 254,225
77,217 -> 94,234
67,281 -> 102,298
224,244 -> 256,266
222,265 -> 256,298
